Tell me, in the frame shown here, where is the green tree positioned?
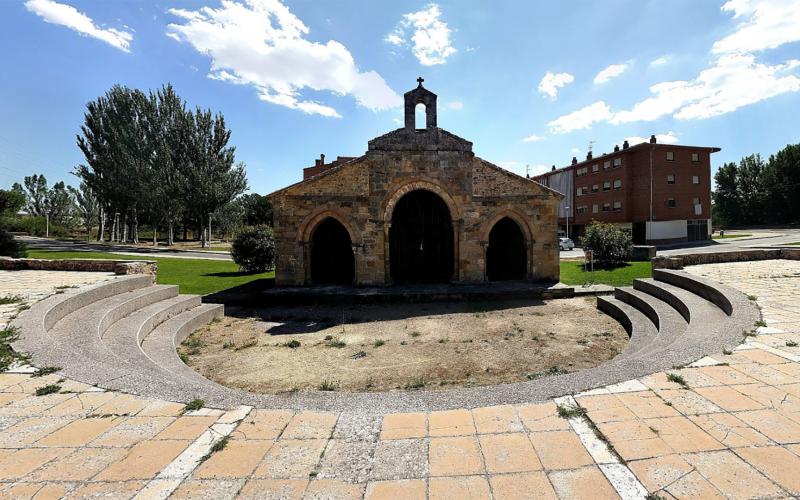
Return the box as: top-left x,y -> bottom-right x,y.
712,161 -> 740,227
68,182 -> 99,241
0,189 -> 26,257
763,143 -> 800,223
240,193 -> 273,226
180,108 -> 248,247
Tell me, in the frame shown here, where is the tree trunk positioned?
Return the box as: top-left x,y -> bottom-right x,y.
152,224 -> 158,246
97,207 -> 104,242
168,221 -> 174,246
122,213 -> 128,243
132,208 -> 139,244
110,212 -> 117,242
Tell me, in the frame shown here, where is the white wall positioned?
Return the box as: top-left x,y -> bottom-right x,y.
646,220 -> 687,240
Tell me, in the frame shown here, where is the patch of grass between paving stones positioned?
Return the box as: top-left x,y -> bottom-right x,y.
32,366 -> 61,377
200,436 -> 229,462
525,366 -> 569,380
35,384 -> 62,396
0,326 -> 27,373
183,398 -> 205,413
0,295 -> 23,305
557,404 -> 587,419
666,372 -> 689,388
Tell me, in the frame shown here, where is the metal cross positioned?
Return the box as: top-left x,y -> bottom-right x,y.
417,77 -> 424,86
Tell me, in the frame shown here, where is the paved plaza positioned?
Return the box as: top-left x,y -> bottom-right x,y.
1,261 -> 800,499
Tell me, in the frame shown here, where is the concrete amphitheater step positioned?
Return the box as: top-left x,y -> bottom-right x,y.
139,303 -> 224,388
101,293 -> 202,372
613,287 -> 689,359
47,284 -> 179,365
596,295 -> 658,360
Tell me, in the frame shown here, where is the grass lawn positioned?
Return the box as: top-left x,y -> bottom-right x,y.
559,261 -> 652,287
786,242 -> 800,246
712,233 -> 752,239
24,250 -> 273,296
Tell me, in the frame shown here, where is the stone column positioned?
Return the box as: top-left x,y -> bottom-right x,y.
300,241 -> 310,285
526,239 -> 534,280
351,244 -> 360,286
383,221 -> 392,285
452,220 -> 461,282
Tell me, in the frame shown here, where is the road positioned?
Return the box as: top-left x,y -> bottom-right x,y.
560,228 -> 800,259
16,235 -> 233,261
17,228 -> 800,263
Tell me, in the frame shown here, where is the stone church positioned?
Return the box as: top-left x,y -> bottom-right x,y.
267,79 -> 562,287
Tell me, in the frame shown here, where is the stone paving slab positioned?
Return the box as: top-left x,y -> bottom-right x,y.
2,262 -> 800,498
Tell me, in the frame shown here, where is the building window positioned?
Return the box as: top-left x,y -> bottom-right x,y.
602,181 -> 611,191
666,151 -> 674,161
576,166 -> 588,176
691,153 -> 699,162
692,197 -> 700,205
591,184 -> 599,192
602,203 -> 611,212
576,187 -> 586,196
592,164 -> 599,173
603,161 -> 611,171
692,175 -> 699,185
613,158 -> 622,167
592,204 -> 599,214
613,201 -> 622,211
667,198 -> 676,208
667,174 -> 675,184
576,206 -> 588,214
613,179 -> 622,189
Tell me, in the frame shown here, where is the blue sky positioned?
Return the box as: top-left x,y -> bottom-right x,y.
1,0 -> 799,195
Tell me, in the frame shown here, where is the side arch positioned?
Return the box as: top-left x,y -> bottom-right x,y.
479,208 -> 533,244
298,209 -> 361,246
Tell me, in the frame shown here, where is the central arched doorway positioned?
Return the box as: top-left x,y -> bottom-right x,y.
390,190 -> 454,283
487,217 -> 527,281
310,217 -> 355,285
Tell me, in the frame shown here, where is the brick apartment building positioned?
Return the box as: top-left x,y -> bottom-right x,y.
533,136 -> 720,244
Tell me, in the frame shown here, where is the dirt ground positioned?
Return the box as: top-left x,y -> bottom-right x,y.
180,297 -> 628,393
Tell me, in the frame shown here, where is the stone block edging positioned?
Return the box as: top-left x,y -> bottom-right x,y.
653,248 -> 800,270
0,257 -> 157,275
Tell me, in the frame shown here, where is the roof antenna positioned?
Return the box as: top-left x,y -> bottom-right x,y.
588,140 -> 595,154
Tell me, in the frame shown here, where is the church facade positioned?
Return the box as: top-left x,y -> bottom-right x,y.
267,80 -> 563,287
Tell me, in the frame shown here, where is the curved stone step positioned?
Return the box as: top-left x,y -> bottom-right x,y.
102,294 -> 202,373
613,287 -> 689,360
140,304 -> 225,388
597,296 -> 657,360
654,268 -> 733,315
633,278 -> 690,323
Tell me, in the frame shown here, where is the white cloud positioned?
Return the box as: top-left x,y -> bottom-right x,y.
593,61 -> 633,84
167,0 -> 401,118
548,101 -> 613,134
528,164 -> 551,177
522,134 -> 543,143
623,131 -> 679,146
538,71 -> 574,99
447,101 -> 463,110
25,0 -> 133,52
650,55 -> 671,67
713,0 -> 800,54
611,54 -> 800,123
386,4 -> 456,66
549,1 -> 800,131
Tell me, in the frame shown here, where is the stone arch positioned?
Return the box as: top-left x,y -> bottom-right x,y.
479,208 -> 533,244
382,180 -> 461,224
308,217 -> 355,285
480,209 -> 535,281
298,209 -> 361,246
298,209 -> 361,285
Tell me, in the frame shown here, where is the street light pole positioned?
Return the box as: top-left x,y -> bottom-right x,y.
45,214 -> 49,238
564,205 -> 570,239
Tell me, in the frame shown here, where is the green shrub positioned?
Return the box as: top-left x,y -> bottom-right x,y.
230,225 -> 276,273
580,221 -> 632,266
0,230 -> 25,258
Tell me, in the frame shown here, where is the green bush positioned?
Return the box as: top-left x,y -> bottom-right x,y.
1,216 -> 70,238
580,221 -> 632,266
231,225 -> 276,273
0,230 -> 25,258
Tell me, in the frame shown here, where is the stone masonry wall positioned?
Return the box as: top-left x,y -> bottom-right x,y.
270,148 -> 562,286
0,257 -> 157,276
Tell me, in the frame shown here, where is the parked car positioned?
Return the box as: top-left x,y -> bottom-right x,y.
559,237 -> 575,251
